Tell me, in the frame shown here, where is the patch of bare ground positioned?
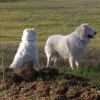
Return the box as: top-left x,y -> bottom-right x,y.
0,65 -> 100,100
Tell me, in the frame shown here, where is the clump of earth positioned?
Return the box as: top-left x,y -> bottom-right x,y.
0,65 -> 100,100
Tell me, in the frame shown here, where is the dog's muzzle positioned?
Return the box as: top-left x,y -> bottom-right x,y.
88,34 -> 93,38
88,31 -> 97,38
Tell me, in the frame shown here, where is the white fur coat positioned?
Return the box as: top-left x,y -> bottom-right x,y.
9,28 -> 39,68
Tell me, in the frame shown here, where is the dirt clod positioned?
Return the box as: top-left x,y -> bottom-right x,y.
0,67 -> 100,99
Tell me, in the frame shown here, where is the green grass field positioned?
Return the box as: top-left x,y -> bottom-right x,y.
0,0 -> 100,81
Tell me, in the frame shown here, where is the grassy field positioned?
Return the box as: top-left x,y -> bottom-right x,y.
0,0 -> 100,81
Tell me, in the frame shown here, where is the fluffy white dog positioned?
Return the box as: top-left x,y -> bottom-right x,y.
45,23 -> 96,69
9,28 -> 39,68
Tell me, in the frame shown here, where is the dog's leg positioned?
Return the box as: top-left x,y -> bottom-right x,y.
46,53 -> 51,67
53,57 -> 57,67
74,57 -> 79,69
69,56 -> 75,70
75,60 -> 79,69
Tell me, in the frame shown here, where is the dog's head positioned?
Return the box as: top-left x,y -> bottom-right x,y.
21,28 -> 36,41
76,23 -> 96,40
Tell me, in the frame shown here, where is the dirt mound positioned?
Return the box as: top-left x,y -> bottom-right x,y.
0,67 -> 59,90
0,67 -> 100,100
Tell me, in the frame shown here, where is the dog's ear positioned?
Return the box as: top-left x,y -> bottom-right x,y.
79,25 -> 85,34
78,24 -> 87,40
79,24 -> 88,39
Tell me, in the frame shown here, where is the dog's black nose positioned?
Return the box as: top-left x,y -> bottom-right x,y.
94,31 -> 97,35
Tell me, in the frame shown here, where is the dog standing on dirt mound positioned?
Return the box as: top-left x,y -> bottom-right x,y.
9,28 -> 39,68
45,23 -> 96,69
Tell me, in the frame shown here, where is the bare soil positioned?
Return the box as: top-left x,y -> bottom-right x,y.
0,66 -> 100,100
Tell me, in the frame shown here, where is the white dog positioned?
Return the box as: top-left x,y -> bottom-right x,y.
45,23 -> 96,69
9,28 -> 39,68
